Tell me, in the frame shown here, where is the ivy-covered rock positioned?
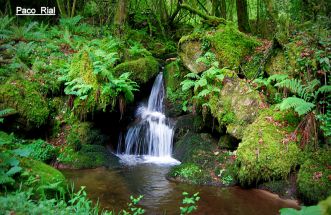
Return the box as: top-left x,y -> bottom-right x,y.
114,56 -> 159,84
209,77 -> 264,139
297,149 -> 331,204
178,24 -> 259,73
235,108 -> 300,185
0,78 -> 50,127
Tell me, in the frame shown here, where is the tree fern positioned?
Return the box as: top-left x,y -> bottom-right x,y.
276,97 -> 315,116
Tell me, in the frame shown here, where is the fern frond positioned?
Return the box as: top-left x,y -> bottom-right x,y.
181,80 -> 195,91
275,79 -> 311,101
317,85 -> 331,94
267,74 -> 289,83
277,97 -> 315,116
184,72 -> 199,79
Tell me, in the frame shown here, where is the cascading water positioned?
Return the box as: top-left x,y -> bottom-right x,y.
117,73 -> 180,164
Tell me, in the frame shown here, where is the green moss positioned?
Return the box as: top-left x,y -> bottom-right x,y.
0,78 -> 50,127
297,149 -> 331,204
113,56 -> 159,84
236,107 -> 300,185
207,24 -> 260,68
20,158 -> 66,196
57,144 -> 117,169
209,78 -> 262,139
265,50 -> 287,76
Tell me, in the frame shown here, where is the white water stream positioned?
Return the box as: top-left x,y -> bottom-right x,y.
117,73 -> 180,165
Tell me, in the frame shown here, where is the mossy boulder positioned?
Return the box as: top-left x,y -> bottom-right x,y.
218,134 -> 239,150
20,158 -> 66,196
114,56 -> 159,84
57,144 -> 120,169
235,108 -> 300,185
297,149 -> 331,204
66,122 -> 109,151
0,78 -> 50,127
171,132 -> 236,185
178,24 -> 259,73
173,114 -> 204,141
209,77 -> 264,139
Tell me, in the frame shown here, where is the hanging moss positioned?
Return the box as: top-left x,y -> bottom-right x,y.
236,108 -> 300,185
297,149 -> 331,204
0,78 -> 50,127
113,56 -> 159,84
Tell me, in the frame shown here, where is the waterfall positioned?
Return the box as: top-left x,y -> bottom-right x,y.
117,73 -> 180,164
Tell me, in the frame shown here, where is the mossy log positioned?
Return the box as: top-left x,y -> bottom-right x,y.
180,4 -> 226,26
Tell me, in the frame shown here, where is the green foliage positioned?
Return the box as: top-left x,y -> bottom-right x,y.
121,195 -> 145,215
280,205 -> 321,215
0,108 -> 15,123
171,163 -> 204,183
317,109 -> 331,137
180,52 -> 230,113
24,139 -> 57,163
0,186 -> 112,215
0,131 -> 31,186
180,192 -> 200,215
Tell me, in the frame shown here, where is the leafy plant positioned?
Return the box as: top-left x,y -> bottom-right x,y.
280,205 -> 321,215
24,139 -> 57,163
121,195 -> 145,215
0,108 -> 15,123
0,132 -> 31,186
180,192 -> 200,215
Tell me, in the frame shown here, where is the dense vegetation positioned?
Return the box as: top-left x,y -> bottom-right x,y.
0,0 -> 330,214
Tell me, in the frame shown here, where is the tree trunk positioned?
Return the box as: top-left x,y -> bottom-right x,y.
236,0 -> 251,32
114,0 -> 128,35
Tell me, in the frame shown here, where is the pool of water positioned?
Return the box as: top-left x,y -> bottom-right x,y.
62,164 -> 299,215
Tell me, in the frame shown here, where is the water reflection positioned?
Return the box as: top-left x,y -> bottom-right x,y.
62,165 -> 299,215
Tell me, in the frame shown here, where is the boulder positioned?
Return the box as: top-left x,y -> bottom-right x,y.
235,108 -> 300,185
209,77 -> 264,139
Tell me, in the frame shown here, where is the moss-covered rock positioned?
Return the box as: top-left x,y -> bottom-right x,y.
235,108 -> 300,185
297,149 -> 331,204
164,60 -> 190,117
20,158 -> 66,196
209,77 -> 264,139
265,49 -> 287,76
171,132 -> 236,185
173,114 -> 204,141
0,78 -> 50,127
57,144 -> 119,169
114,56 -> 159,84
218,134 -> 239,150
178,24 -> 260,73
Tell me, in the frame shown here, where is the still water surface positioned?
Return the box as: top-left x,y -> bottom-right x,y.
62,164 -> 299,215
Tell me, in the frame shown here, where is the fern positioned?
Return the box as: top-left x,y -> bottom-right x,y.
275,79 -> 312,101
317,85 -> 331,94
267,74 -> 289,83
276,97 -> 315,116
0,108 -> 16,123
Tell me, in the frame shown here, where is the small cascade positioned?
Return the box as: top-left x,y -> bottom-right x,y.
117,73 -> 179,164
